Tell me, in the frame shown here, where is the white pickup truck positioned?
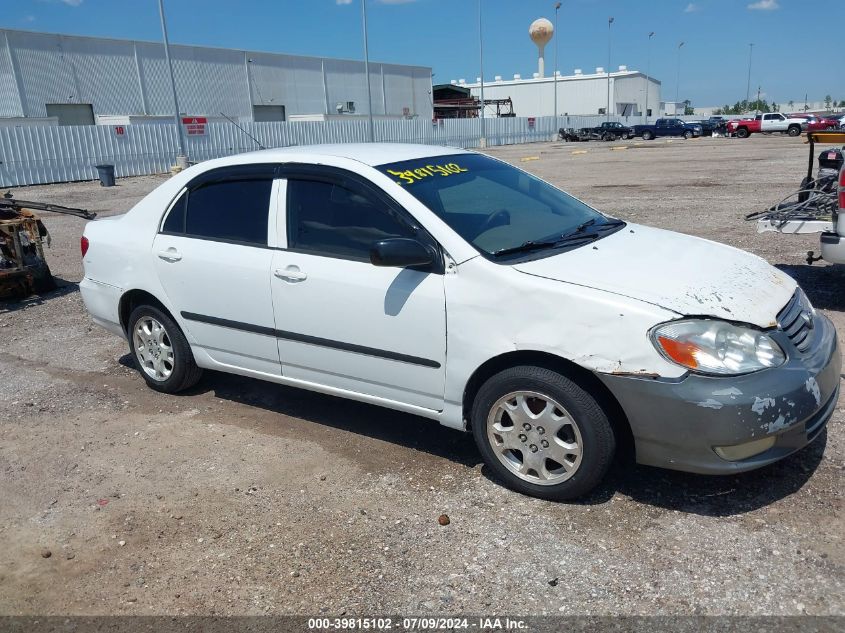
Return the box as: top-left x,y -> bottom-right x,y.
728,112 -> 807,138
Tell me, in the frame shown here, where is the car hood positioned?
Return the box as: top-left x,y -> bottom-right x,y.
512,223 -> 796,328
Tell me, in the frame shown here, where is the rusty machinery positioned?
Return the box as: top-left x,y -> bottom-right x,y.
0,192 -> 95,300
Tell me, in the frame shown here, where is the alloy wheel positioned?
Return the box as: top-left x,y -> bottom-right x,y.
486,391 -> 583,485
133,316 -> 175,381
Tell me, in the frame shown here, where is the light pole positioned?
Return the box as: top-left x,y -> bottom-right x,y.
644,31 -> 654,121
553,2 -> 561,125
745,43 -> 754,107
158,0 -> 187,167
478,0 -> 486,148
606,16 -> 614,122
675,41 -> 684,107
361,0 -> 375,142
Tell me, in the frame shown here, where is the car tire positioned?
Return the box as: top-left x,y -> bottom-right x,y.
683,130 -> 692,139
127,304 -> 203,394
787,125 -> 801,137
736,127 -> 749,138
470,366 -> 616,501
642,131 -> 654,140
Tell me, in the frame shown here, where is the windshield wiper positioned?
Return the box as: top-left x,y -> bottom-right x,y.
492,219 -> 625,258
561,218 -> 625,239
492,240 -> 560,257
573,218 -> 597,232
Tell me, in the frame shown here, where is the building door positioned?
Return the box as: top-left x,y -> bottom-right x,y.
45,103 -> 95,125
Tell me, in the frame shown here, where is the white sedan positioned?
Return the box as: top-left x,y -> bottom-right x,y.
80,144 -> 839,500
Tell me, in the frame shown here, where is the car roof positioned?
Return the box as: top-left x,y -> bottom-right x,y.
233,143 -> 471,168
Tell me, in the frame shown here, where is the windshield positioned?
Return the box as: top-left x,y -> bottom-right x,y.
376,153 -> 620,259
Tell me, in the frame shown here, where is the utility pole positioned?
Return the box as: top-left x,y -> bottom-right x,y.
361,0 -> 375,142
756,85 -> 761,114
644,31 -> 654,121
675,41 -> 684,106
745,43 -> 754,106
606,16 -> 614,122
478,0 -> 486,148
553,2 -> 561,126
158,0 -> 187,167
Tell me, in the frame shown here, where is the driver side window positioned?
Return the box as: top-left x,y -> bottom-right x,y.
286,178 -> 415,261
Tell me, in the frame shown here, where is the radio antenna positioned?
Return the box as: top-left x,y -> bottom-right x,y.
219,112 -> 266,150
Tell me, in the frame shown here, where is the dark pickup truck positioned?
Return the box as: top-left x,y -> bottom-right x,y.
632,118 -> 702,140
559,121 -> 636,142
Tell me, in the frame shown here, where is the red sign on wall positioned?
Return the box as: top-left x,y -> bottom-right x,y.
527,117 -> 536,129
181,116 -> 208,136
113,125 -> 126,137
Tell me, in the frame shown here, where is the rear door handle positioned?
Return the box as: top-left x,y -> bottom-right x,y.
157,248 -> 182,262
274,267 -> 307,282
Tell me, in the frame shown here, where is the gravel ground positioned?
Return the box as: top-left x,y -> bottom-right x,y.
0,135 -> 842,617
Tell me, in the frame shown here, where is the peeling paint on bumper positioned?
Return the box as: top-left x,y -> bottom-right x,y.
597,313 -> 840,474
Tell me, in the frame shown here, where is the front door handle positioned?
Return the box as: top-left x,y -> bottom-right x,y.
158,248 -> 182,262
274,266 -> 307,282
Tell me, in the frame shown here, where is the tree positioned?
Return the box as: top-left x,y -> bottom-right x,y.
824,94 -> 832,110
788,100 -> 794,109
839,100 -> 845,108
683,99 -> 694,115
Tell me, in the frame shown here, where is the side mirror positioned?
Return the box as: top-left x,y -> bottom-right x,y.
370,238 -> 434,268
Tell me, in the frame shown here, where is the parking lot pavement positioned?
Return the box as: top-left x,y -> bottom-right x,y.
0,136 -> 842,616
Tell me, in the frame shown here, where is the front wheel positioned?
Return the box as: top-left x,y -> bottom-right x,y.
128,305 -> 203,393
471,366 -> 616,501
683,130 -> 692,139
787,125 -> 801,137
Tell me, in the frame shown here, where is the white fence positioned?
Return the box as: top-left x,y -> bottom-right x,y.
0,114 -> 707,187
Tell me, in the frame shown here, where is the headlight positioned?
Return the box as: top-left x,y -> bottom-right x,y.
650,320 -> 786,375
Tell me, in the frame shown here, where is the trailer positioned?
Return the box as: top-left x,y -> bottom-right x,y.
748,130 -> 845,264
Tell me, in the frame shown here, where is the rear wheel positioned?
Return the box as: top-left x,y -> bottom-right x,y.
787,125 -> 801,137
736,127 -> 749,138
471,366 -> 616,500
128,305 -> 203,393
642,130 -> 654,140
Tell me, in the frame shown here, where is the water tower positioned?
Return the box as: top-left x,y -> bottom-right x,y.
529,18 -> 554,78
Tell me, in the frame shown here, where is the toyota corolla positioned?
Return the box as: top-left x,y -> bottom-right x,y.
80,144 -> 840,500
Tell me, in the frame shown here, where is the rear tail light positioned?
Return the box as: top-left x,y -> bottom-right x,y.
81,236 -> 89,257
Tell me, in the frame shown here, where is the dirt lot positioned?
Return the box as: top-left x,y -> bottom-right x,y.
0,135 -> 842,617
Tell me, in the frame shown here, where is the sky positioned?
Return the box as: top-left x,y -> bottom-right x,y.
5,0 -> 844,108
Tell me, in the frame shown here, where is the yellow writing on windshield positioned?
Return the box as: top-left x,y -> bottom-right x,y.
386,163 -> 468,185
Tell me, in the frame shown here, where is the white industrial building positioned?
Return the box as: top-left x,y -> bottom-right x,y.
0,29 -> 433,125
463,67 -> 662,118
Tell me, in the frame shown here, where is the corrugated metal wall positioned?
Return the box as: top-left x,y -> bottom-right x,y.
0,29 -> 432,120
470,75 -> 662,118
0,114 -> 718,187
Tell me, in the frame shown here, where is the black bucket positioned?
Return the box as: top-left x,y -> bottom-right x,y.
95,164 -> 115,187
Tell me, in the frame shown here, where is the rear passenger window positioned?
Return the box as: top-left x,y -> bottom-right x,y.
287,179 -> 414,260
162,191 -> 186,233
185,179 -> 272,245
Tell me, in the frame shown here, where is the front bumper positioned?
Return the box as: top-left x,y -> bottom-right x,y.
597,313 -> 840,474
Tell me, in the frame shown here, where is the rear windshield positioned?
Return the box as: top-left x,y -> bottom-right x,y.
376,153 -> 614,258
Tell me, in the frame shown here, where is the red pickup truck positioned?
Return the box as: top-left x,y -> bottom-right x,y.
727,112 -> 806,138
